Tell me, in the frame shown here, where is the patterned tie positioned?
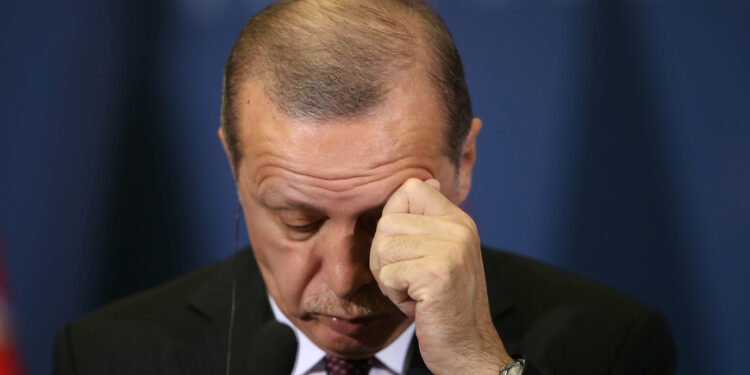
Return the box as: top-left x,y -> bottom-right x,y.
324,354 -> 375,375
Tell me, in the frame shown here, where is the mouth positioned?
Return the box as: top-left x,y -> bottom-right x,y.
316,314 -> 379,336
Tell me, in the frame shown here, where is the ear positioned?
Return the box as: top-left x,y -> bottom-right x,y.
219,127 -> 245,205
457,118 -> 482,204
218,126 -> 237,179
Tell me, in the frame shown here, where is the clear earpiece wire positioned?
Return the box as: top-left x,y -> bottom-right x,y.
225,203 -> 242,375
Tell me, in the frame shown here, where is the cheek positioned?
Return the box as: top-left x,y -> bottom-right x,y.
243,207 -> 321,313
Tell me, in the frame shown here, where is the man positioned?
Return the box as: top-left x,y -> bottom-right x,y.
53,0 -> 676,374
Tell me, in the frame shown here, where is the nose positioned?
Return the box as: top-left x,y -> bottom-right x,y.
319,221 -> 374,299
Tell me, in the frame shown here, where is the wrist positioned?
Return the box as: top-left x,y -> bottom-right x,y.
477,339 -> 515,375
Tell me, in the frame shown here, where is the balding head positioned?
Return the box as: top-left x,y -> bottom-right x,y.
221,0 -> 472,169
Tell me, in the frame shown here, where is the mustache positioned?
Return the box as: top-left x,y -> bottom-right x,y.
302,285 -> 398,318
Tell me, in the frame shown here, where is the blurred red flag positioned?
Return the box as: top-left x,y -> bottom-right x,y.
0,234 -> 22,375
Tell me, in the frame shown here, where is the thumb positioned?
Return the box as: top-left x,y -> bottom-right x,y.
424,178 -> 441,191
382,178 -> 454,216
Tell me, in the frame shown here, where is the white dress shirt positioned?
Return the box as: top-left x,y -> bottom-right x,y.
269,296 -> 416,375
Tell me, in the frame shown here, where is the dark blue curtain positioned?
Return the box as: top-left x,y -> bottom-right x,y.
1,0 -> 748,374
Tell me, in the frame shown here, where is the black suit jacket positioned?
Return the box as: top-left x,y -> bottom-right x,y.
53,247 -> 675,374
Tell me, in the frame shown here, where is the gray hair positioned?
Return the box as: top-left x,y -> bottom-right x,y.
220,0 -> 473,168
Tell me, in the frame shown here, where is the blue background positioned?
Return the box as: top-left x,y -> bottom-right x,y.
1,0 -> 748,374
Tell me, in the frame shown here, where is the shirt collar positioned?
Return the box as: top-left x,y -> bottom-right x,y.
269,295 -> 415,374
374,319 -> 415,373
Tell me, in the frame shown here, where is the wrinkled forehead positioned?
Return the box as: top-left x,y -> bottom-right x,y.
235,78 -> 447,184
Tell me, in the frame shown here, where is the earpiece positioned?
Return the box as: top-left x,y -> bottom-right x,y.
225,202 -> 242,375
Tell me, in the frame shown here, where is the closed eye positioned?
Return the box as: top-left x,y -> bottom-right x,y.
285,220 -> 324,233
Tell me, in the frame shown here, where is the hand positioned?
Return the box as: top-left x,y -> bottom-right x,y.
370,178 -> 514,375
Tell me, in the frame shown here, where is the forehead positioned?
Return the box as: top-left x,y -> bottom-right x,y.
234,76 -> 448,192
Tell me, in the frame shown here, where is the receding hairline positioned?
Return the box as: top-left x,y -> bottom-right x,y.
234,0 -> 438,111
221,0 -> 471,170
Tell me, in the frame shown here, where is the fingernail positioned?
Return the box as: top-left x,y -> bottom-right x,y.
425,178 -> 441,190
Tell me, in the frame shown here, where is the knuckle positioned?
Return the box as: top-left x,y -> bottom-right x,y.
449,221 -> 475,245
458,212 -> 478,231
457,215 -> 479,243
369,257 -> 380,275
376,213 -> 396,232
448,246 -> 469,269
375,235 -> 393,253
370,235 -> 383,253
378,264 -> 398,287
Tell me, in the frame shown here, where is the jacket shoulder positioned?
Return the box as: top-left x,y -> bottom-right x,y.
484,249 -> 647,310
482,248 -> 675,374
74,255 -> 230,332
54,251 -> 252,375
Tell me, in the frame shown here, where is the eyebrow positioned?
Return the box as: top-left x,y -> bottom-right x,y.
256,192 -> 385,217
256,193 -> 322,213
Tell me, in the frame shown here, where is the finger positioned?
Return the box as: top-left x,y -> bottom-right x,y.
382,178 -> 456,216
375,259 -> 424,317
374,212 -> 465,239
424,178 -> 440,190
370,234 -> 448,275
371,234 -> 474,278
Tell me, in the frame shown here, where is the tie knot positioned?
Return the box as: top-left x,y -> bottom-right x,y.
324,355 -> 375,375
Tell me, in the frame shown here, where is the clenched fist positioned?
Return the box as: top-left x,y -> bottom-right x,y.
370,178 -> 514,375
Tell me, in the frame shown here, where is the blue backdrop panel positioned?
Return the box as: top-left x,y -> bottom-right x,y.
1,0 -> 748,374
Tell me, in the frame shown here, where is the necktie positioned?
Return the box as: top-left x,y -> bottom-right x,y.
324,354 -> 375,375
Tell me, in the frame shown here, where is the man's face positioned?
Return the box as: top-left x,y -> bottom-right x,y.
224,73 -> 467,358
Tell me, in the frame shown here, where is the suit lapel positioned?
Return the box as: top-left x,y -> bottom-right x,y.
178,248 -> 274,375
176,247 -> 514,375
